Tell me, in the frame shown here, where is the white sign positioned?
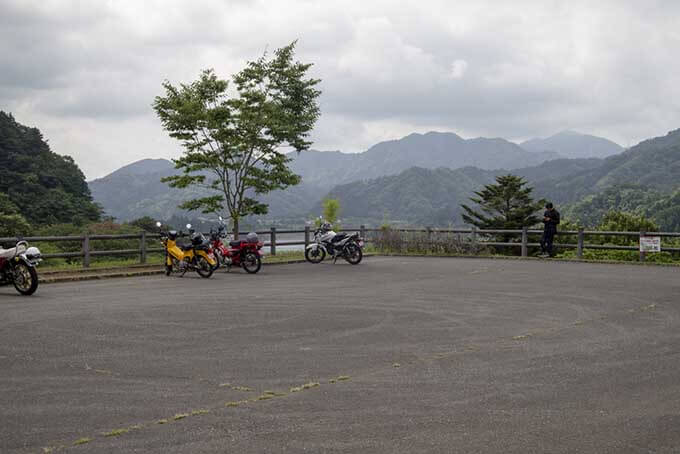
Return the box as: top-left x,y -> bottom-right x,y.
640,236 -> 661,252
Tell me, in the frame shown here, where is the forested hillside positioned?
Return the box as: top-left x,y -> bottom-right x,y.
0,112 -> 100,231
534,128 -> 680,205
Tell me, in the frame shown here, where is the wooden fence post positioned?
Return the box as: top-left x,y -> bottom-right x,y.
639,230 -> 646,262
82,234 -> 90,268
270,227 -> 277,256
521,227 -> 528,257
471,226 -> 477,253
304,226 -> 310,248
140,231 -> 147,264
577,228 -> 584,258
360,225 -> 366,240
426,226 -> 433,252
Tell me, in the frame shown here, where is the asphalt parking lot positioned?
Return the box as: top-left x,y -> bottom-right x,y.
1,256 -> 679,453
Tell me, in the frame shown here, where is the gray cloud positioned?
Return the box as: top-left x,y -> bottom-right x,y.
1,0 -> 679,178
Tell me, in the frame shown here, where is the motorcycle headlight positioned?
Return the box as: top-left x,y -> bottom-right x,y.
25,246 -> 42,260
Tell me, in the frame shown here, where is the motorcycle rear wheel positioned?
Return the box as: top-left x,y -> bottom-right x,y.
196,256 -> 215,278
242,253 -> 261,274
344,244 -> 363,265
305,246 -> 325,264
13,262 -> 38,295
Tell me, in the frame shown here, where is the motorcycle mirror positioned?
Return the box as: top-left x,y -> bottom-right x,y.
156,221 -> 162,228
186,223 -> 192,229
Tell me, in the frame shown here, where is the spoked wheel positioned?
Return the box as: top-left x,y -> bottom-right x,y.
196,256 -> 215,278
212,250 -> 223,270
13,262 -> 38,295
344,244 -> 363,265
242,252 -> 261,274
305,246 -> 325,264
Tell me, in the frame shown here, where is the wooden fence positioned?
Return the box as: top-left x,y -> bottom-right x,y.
2,226 -> 679,267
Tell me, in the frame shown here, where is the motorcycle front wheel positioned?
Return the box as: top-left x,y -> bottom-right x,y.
242,252 -> 261,274
344,244 -> 363,265
305,246 -> 325,264
196,256 -> 215,278
13,262 -> 38,295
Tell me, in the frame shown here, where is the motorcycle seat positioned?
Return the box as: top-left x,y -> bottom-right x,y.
331,233 -> 347,242
0,244 -> 25,258
229,240 -> 242,248
179,244 -> 194,251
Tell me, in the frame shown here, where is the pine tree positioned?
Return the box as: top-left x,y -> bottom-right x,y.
461,175 -> 544,229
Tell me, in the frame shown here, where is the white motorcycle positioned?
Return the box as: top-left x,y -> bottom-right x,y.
0,240 -> 42,295
305,222 -> 364,265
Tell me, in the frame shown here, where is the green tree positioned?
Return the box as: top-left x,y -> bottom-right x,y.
153,42 -> 321,238
461,175 -> 545,229
322,198 -> 340,226
0,193 -> 31,237
128,216 -> 159,232
0,112 -> 101,226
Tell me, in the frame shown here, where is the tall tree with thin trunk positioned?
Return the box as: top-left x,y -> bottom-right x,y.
153,42 -> 321,237
461,175 -> 544,229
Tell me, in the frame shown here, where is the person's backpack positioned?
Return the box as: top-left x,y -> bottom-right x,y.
553,210 -> 561,225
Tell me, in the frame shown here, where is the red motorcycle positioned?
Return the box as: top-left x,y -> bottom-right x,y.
209,219 -> 264,274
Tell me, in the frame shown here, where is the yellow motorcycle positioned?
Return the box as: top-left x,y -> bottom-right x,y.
156,222 -> 217,278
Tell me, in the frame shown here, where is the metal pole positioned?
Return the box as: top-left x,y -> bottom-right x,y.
577,228 -> 584,258
521,227 -> 528,257
82,234 -> 90,268
360,225 -> 366,239
426,226 -> 433,252
270,227 -> 277,256
140,231 -> 147,264
639,230 -> 646,262
304,226 -> 310,248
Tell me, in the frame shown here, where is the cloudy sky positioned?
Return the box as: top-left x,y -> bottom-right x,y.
2,0 -> 679,179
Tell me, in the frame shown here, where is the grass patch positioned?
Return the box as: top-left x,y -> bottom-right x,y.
302,381 -> 320,389
42,448 -> 54,453
232,385 -> 254,392
157,418 -> 169,425
73,437 -> 92,446
191,409 -> 210,416
512,334 -> 531,341
392,363 -> 401,368
225,400 -> 249,407
336,375 -> 351,381
328,378 -> 336,384
174,413 -> 189,420
103,428 -> 129,437
289,386 -> 303,393
256,394 -> 274,400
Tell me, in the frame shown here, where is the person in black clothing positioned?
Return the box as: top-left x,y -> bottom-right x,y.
540,202 -> 560,257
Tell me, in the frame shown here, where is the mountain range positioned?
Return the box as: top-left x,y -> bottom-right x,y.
90,129 -> 669,228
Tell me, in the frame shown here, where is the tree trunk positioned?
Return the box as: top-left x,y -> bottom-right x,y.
233,216 -> 239,240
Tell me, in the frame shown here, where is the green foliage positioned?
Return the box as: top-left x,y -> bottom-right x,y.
0,112 -> 101,226
599,210 -> 658,233
461,175 -> 545,229
129,216 -> 159,232
153,42 -> 321,236
322,198 -> 340,224
563,184 -> 665,227
0,214 -> 31,237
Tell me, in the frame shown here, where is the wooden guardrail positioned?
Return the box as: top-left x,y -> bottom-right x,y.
1,226 -> 679,267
